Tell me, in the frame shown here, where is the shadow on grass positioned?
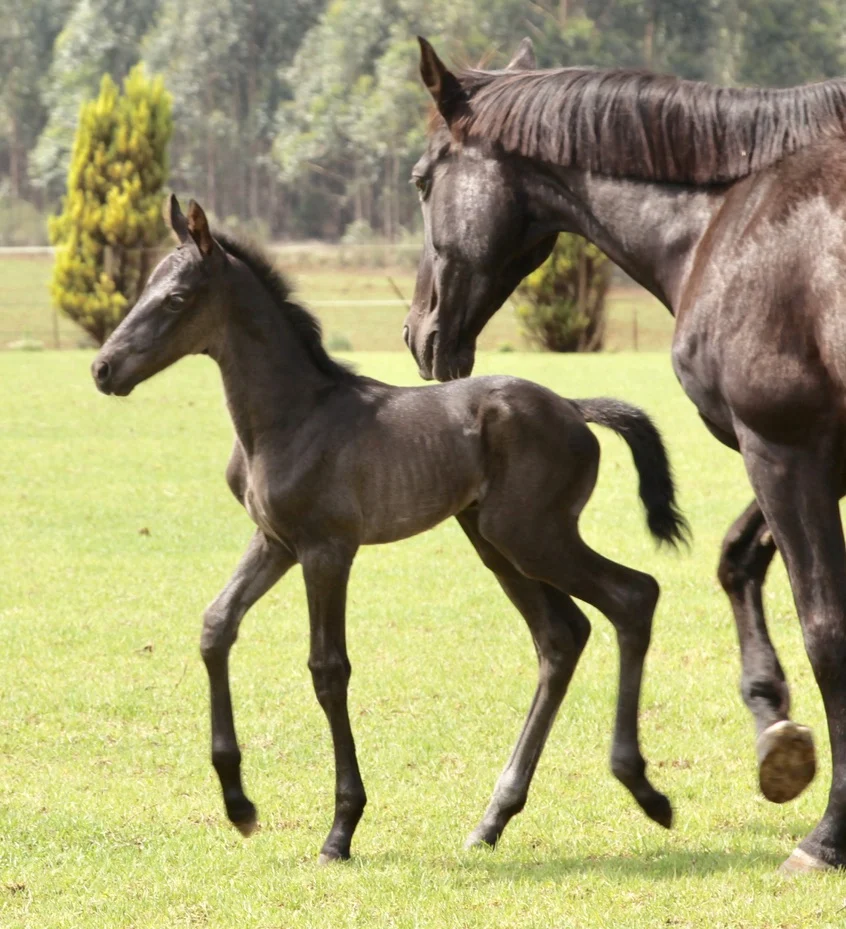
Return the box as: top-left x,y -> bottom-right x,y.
350,843 -> 794,881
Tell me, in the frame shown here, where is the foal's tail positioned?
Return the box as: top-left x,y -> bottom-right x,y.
572,398 -> 690,548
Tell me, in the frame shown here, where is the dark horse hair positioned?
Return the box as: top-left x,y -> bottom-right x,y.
213,229 -> 354,382
452,67 -> 846,185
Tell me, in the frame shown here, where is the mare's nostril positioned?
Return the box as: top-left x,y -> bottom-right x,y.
402,325 -> 410,348
93,359 -> 111,383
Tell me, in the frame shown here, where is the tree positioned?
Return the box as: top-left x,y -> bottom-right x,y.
50,66 -> 172,345
515,235 -> 611,352
29,0 -> 160,203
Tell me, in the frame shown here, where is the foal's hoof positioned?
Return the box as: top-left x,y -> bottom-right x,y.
317,850 -> 350,866
757,721 -> 816,803
227,797 -> 259,837
233,814 -> 259,838
780,848 -> 834,876
464,825 -> 498,850
641,792 -> 673,829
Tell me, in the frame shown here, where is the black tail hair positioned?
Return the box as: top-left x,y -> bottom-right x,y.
572,398 -> 690,547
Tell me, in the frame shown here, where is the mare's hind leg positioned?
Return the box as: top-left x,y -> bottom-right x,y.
457,508 -> 591,849
201,531 -> 295,835
718,500 -> 815,803
478,508 -> 671,828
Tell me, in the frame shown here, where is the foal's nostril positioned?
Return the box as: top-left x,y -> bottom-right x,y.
402,325 -> 410,348
93,359 -> 111,383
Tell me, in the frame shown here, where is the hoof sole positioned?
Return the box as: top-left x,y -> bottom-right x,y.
780,848 -> 834,875
757,720 -> 816,804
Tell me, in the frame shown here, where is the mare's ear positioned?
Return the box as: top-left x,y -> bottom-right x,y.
186,199 -> 216,258
163,193 -> 190,245
505,37 -> 536,71
417,36 -> 465,124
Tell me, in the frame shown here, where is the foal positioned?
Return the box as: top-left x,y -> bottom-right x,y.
92,196 -> 686,862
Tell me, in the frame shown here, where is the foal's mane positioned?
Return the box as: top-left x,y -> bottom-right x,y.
215,230 -> 353,381
452,67 -> 846,185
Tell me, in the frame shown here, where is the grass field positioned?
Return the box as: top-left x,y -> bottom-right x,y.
0,253 -> 672,352
1,351 -> 843,928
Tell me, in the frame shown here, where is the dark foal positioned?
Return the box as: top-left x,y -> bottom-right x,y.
92,195 -> 686,862
404,37 -> 846,871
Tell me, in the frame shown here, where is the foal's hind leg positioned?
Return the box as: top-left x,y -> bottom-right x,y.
457,509 -> 591,849
718,500 -> 815,803
479,509 -> 671,828
201,531 -> 295,835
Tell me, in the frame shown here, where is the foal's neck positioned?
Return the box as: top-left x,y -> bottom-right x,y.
213,262 -> 342,456
527,164 -> 725,312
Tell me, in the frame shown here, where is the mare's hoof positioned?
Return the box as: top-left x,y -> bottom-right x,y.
757,720 -> 816,803
780,848 -> 834,875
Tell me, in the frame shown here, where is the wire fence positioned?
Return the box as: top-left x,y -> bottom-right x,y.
0,245 -> 673,353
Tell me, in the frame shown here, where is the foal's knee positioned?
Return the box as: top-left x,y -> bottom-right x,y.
308,653 -> 351,708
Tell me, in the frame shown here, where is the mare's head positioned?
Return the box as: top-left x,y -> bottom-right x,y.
404,38 -> 557,381
92,196 -> 224,396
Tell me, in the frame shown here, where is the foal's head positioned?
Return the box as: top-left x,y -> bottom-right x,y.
92,196 -> 224,396
403,38 -> 557,381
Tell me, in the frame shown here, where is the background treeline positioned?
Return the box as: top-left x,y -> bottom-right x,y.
2,0 -> 845,245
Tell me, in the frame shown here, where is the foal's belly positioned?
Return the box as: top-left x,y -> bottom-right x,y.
357,442 -> 483,545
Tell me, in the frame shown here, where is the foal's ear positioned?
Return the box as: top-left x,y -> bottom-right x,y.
163,193 -> 190,245
186,199 -> 216,258
505,37 -> 536,71
417,36 -> 465,124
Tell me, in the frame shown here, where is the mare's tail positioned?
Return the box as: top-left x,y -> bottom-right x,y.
571,398 -> 690,547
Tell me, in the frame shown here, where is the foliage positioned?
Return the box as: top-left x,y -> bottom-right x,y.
515,235 -> 611,352
49,66 -> 172,345
6,0 -> 846,243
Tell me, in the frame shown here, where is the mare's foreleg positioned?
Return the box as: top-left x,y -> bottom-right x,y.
201,531 -> 295,835
457,508 -> 590,849
301,543 -> 366,863
718,500 -> 815,803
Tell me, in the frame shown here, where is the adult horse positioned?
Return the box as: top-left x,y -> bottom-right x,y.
404,37 -> 846,872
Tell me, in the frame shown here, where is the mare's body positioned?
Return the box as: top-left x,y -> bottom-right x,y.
92,197 -> 686,861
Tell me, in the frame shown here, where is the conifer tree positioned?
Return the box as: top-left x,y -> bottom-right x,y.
50,65 -> 172,345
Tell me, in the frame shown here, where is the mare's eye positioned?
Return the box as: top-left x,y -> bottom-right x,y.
413,176 -> 431,200
165,293 -> 186,312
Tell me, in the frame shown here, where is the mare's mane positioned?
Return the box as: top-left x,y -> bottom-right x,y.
451,67 -> 846,185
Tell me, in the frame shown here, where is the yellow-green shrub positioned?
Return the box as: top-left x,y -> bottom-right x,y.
50,65 -> 172,345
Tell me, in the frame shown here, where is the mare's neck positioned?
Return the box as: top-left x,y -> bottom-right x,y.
211,264 -> 340,456
525,164 -> 725,312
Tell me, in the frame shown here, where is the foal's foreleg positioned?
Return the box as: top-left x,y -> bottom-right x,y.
301,544 -> 366,863
201,531 -> 295,835
718,500 -> 815,803
457,511 -> 590,849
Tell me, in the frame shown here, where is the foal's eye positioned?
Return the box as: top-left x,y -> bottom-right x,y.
413,176 -> 431,200
165,294 -> 186,312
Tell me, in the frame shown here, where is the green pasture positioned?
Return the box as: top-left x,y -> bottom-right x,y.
0,254 -> 670,352
1,351 -> 842,928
